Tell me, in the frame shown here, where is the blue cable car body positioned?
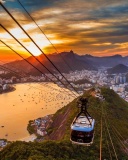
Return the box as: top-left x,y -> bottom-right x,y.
70,98 -> 95,146
71,116 -> 95,132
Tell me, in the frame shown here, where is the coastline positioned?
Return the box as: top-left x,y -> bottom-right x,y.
20,134 -> 37,142
27,114 -> 53,141
0,86 -> 16,94
0,82 -> 73,142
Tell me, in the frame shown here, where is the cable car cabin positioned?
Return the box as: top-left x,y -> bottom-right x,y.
70,116 -> 95,146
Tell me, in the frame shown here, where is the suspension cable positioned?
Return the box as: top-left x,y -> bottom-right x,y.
100,105 -> 103,160
0,64 -> 73,99
0,40 -> 53,81
0,66 -> 72,106
0,39 -> 76,98
112,126 -> 128,143
0,65 -> 41,92
0,25 -> 77,98
111,127 -> 128,155
0,60 -> 72,96
17,0 -> 74,72
104,125 -> 113,160
0,2 -> 79,95
103,107 -> 118,160
104,107 -> 128,155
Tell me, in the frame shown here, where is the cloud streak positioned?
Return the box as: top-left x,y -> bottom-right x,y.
0,0 -> 128,58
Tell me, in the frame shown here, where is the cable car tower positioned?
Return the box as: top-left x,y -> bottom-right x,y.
70,97 -> 95,146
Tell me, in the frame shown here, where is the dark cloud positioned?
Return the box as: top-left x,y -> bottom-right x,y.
89,4 -> 128,21
0,0 -> 128,56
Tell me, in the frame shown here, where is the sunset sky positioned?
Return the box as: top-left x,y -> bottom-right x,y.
0,0 -> 128,62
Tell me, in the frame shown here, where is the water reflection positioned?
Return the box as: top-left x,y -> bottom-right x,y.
0,83 -> 73,141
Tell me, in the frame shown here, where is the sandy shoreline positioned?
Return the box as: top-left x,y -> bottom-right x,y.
20,134 -> 37,142
0,86 -> 16,94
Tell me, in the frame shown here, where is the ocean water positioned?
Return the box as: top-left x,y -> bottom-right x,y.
0,83 -> 74,141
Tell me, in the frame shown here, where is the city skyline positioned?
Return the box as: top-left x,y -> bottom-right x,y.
0,0 -> 128,62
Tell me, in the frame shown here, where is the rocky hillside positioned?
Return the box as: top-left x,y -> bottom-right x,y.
0,88 -> 128,160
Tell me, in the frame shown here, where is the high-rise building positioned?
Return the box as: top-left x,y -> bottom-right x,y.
123,76 -> 126,83
115,76 -> 120,84
119,76 -> 123,84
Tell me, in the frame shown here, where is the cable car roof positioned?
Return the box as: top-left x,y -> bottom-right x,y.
71,116 -> 95,132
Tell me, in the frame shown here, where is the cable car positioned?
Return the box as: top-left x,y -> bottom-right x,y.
70,97 -> 95,146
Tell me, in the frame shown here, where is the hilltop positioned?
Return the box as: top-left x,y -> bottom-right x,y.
0,88 -> 128,160
107,64 -> 128,74
81,54 -> 128,68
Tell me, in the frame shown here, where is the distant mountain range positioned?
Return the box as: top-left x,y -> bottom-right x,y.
3,51 -> 96,75
3,51 -> 128,75
107,64 -> 128,74
80,54 -> 128,68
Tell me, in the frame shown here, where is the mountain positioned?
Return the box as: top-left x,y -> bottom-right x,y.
3,51 -> 96,75
3,51 -> 128,75
80,54 -> 128,68
0,88 -> 128,160
107,64 -> 128,74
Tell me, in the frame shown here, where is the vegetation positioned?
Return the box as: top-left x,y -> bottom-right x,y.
73,78 -> 92,85
27,120 -> 35,135
0,72 -> 21,79
0,88 -> 128,160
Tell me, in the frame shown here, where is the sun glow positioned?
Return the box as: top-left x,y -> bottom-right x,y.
27,45 -> 42,56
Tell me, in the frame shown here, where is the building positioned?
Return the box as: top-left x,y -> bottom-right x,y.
0,85 -> 3,93
0,140 -> 7,148
3,84 -> 10,91
37,128 -> 47,136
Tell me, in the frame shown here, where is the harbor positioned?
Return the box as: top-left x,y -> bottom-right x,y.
0,83 -> 73,141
